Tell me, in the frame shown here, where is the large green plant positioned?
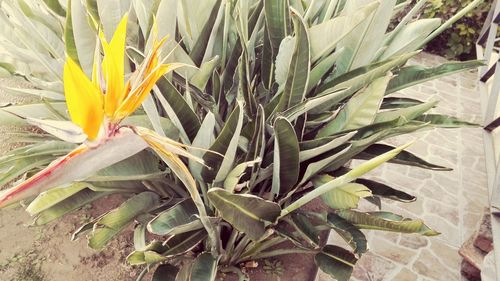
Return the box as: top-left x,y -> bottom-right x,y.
0,0 -> 484,280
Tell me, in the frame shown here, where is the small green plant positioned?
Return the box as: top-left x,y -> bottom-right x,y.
396,0 -> 493,60
0,0 -> 484,281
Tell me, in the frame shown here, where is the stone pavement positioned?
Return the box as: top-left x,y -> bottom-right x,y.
318,52 -> 488,281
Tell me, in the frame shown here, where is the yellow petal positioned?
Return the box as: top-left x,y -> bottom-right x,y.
113,63 -> 185,120
101,14 -> 128,117
64,58 -> 104,140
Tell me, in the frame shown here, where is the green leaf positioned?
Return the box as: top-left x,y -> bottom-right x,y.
315,245 -> 357,281
356,178 -> 416,202
189,0 -> 222,65
299,144 -> 351,185
191,56 -> 220,89
357,143 -> 451,171
381,97 -> 424,109
0,103 -> 68,126
317,74 -> 390,137
89,192 -> 160,250
386,60 -> 484,94
70,0 -> 97,76
264,0 -> 290,55
291,213 -> 320,246
189,113 -> 216,181
207,188 -> 281,240
275,11 -> 310,112
27,182 -> 91,215
315,176 -> 372,209
335,209 -> 440,236
373,100 -> 437,125
299,132 -> 356,162
327,213 -> 367,254
415,114 -> 479,128
380,19 -> 441,60
190,253 -> 219,281
155,75 -> 201,142
202,102 -> 244,183
272,117 -> 300,196
147,199 -> 199,236
64,0 -> 79,65
308,13 -> 365,62
33,188 -> 110,225
163,230 -> 208,256
42,0 -> 66,16
152,264 -> 179,281
224,158 -> 261,192
282,142 -> 412,216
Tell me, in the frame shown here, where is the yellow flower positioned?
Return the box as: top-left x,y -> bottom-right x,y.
63,14 -> 177,141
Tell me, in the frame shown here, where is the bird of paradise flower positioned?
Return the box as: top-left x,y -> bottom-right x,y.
0,15 -> 206,214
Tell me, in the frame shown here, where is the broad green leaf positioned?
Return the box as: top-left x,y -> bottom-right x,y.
0,86 -> 65,100
308,14 -> 364,62
0,103 -> 68,126
373,100 -> 437,125
275,36 -> 295,88
189,0 -> 222,65
127,241 -> 169,265
327,213 -> 367,254
27,117 -> 87,143
356,143 -> 451,171
275,12 -> 310,112
315,176 -> 372,209
189,113 -> 216,181
381,97 -> 424,109
207,188 -> 281,240
415,114 -> 479,128
224,158 -> 261,192
64,0 -> 79,65
96,0 -> 130,41
191,56 -> 220,89
308,48 -> 344,93
142,95 -> 167,137
317,51 -> 417,95
152,264 -> 179,281
239,50 -> 257,117
89,192 -> 160,249
356,178 -> 416,202
386,60 -> 484,94
299,144 -> 351,185
336,209 -> 440,236
291,213 -> 320,246
264,0 -> 290,55
299,132 -> 356,162
33,188 -> 111,225
281,142 -> 412,216
42,0 -> 66,16
27,182 -> 91,215
147,199 -> 199,236
163,230 -> 208,256
202,102 -> 244,183
154,65 -> 201,143
380,19 -> 441,60
272,118 -> 300,196
315,245 -> 357,281
190,253 -> 218,281
70,0 -> 97,76
317,74 -> 390,137
128,230 -> 207,265
282,88 -> 349,122
334,1 -> 381,74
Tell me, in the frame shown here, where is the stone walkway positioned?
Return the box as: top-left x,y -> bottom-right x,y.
318,53 -> 489,281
